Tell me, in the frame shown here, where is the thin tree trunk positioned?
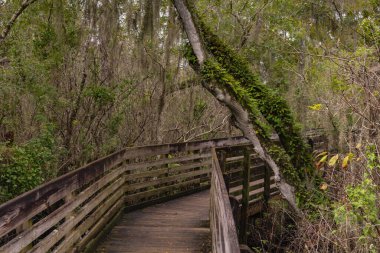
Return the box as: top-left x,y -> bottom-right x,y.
0,0 -> 37,44
0,0 -> 39,44
156,5 -> 176,143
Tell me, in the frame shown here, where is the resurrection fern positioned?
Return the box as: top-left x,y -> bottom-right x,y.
200,58 -> 324,208
199,21 -> 312,175
201,59 -> 272,138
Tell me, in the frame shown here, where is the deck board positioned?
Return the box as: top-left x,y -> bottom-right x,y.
96,191 -> 210,253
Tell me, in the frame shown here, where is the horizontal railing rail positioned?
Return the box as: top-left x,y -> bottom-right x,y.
0,136 -> 250,253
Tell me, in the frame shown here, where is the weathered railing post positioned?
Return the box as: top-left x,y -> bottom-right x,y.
219,150 -> 229,192
210,148 -> 240,253
16,220 -> 32,253
264,163 -> 271,208
124,159 -> 130,200
239,148 -> 250,244
164,153 -> 170,186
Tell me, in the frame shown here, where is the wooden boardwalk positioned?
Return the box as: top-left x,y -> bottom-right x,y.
96,191 -> 210,253
0,137 -> 279,253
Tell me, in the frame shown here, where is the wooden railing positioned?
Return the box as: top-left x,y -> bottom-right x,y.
210,148 -> 240,253
213,142 -> 279,248
216,144 -> 279,213
0,136 -> 250,253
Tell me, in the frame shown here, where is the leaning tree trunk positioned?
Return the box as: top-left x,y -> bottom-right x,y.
172,0 -> 302,215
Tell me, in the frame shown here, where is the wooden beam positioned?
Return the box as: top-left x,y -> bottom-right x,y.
210,148 -> 240,253
264,164 -> 271,207
239,148 -> 250,244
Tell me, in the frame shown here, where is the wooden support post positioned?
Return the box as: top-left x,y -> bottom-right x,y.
229,195 -> 240,228
164,154 -> 170,186
16,220 -> 32,253
264,163 -> 271,208
123,159 -> 131,204
219,150 -> 229,193
239,148 -> 250,244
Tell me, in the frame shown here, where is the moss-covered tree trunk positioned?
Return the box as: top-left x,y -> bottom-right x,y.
172,0 -> 307,215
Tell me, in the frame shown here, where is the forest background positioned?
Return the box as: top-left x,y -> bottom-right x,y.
0,0 -> 379,252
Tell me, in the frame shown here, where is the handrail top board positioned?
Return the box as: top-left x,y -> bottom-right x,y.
210,148 -> 240,253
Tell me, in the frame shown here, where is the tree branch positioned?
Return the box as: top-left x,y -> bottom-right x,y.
0,0 -> 38,44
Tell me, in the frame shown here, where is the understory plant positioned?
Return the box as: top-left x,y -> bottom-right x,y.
288,144 -> 380,252
0,125 -> 57,203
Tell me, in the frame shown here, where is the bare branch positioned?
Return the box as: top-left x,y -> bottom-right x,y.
0,0 -> 38,44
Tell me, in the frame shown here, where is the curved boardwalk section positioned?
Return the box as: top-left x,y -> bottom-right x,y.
96,191 -> 210,253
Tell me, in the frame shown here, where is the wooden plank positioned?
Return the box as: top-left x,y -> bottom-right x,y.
125,168 -> 210,192
0,159 -> 124,239
264,165 -> 271,205
235,184 -> 277,202
0,166 -> 125,253
229,176 -> 275,195
54,189 -> 125,253
239,148 -> 250,244
210,149 -> 240,253
227,177 -> 264,189
219,150 -> 229,193
225,153 -> 260,163
28,177 -> 125,253
126,152 -> 211,171
121,136 -> 250,161
229,178 -> 264,194
96,191 -> 210,253
82,208 -> 124,253
126,160 -> 211,181
125,173 -> 209,203
124,184 -> 210,213
15,220 -> 32,253
126,167 -> 211,193
231,161 -> 265,169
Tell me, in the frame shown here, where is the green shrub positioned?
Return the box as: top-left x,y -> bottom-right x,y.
0,125 -> 56,203
333,146 -> 379,251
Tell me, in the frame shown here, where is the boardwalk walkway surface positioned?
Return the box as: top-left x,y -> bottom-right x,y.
96,191 -> 210,253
